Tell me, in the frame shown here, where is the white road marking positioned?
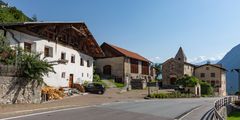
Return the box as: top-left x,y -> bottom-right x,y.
0,105 -> 96,120
176,105 -> 202,120
0,100 -> 146,120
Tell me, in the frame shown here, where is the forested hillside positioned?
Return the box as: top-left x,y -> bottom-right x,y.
0,0 -> 33,23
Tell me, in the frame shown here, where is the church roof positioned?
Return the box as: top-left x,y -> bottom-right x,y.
175,47 -> 187,62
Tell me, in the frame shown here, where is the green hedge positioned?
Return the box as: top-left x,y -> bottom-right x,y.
148,92 -> 195,99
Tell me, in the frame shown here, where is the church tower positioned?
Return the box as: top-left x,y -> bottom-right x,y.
175,47 -> 187,62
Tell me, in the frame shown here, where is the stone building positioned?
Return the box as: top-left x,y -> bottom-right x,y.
162,47 -> 227,96
195,64 -> 227,96
95,42 -> 155,84
162,47 -> 195,87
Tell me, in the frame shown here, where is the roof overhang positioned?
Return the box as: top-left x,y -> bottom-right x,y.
0,22 -> 104,58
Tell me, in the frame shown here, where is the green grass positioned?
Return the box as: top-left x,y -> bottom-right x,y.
114,82 -> 125,88
228,111 -> 240,120
94,81 -> 109,88
107,80 -> 125,88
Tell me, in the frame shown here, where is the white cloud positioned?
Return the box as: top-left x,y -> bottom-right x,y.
149,56 -> 161,63
189,53 -> 225,64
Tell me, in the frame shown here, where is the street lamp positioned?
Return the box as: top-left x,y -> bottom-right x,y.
231,69 -> 240,94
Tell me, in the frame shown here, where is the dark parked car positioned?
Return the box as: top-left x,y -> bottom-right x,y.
84,83 -> 105,94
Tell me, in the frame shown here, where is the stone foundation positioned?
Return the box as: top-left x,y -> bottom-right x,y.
0,76 -> 42,104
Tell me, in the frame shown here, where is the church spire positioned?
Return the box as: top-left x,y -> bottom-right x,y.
175,47 -> 187,62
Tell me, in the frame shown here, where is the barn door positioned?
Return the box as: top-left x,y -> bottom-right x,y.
103,65 -> 111,76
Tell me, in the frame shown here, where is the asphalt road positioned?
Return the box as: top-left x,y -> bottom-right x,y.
0,98 -> 218,120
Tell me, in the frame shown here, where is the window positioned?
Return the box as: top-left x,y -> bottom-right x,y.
24,42 -> 32,52
61,72 -> 65,78
87,60 -> 90,67
142,62 -> 149,75
211,73 -> 215,77
61,52 -> 66,60
200,73 -> 205,77
80,58 -> 84,66
82,73 -> 84,77
87,73 -> 89,77
71,55 -> 75,63
130,59 -> 138,73
211,81 -> 215,87
44,46 -> 53,57
206,67 -> 209,70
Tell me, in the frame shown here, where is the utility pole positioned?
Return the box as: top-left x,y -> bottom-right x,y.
232,69 -> 240,94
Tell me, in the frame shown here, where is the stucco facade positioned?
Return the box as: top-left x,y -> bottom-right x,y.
195,64 -> 227,96
4,29 -> 95,88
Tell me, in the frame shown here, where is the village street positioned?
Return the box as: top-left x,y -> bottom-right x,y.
0,88 -> 219,120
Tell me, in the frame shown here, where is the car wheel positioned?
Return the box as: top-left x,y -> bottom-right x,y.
98,91 -> 103,94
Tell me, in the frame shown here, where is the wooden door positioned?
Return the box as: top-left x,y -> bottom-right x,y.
69,74 -> 74,88
103,65 -> 111,76
170,77 -> 176,85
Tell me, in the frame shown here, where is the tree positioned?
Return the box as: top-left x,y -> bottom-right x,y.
17,52 -> 55,83
0,4 -> 31,23
200,81 -> 213,96
0,35 -> 55,83
176,75 -> 199,87
153,63 -> 162,80
31,14 -> 37,22
0,34 -> 16,65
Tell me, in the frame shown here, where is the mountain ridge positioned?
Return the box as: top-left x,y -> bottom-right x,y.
218,43 -> 240,94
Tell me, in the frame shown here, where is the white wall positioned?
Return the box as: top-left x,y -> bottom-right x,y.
6,30 -> 94,88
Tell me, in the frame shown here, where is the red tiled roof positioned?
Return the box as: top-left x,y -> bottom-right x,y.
106,43 -> 150,62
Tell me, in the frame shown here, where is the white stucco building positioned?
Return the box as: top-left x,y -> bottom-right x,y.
0,22 -> 104,88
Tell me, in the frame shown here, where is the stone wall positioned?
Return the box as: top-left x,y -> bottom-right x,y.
0,76 -> 42,104
131,79 -> 147,89
162,58 -> 184,86
95,57 -> 124,79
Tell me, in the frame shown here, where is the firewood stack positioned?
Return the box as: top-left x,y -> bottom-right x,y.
42,86 -> 65,100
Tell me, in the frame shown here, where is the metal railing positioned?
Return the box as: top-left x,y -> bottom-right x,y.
214,96 -> 239,120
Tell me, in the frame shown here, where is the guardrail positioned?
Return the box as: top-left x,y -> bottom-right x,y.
213,96 -> 239,120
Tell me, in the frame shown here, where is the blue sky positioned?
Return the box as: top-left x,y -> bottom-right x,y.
4,0 -> 240,63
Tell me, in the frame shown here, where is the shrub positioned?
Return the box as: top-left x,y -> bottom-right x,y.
0,36 -> 55,84
235,100 -> 240,106
148,92 -> 194,99
93,74 -> 101,82
200,81 -> 213,96
176,75 -> 199,87
17,52 -> 55,83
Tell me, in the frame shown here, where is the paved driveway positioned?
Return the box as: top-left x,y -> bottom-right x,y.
0,98 -> 218,120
